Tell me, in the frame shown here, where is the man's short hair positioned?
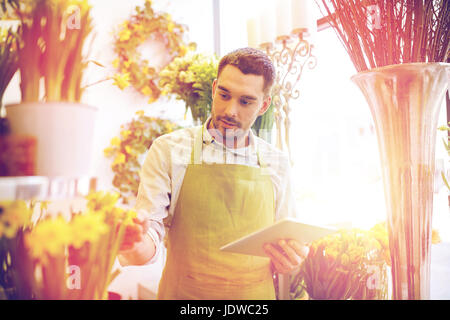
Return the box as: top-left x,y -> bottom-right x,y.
217,47 -> 275,96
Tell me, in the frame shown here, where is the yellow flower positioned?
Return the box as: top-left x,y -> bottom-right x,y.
70,211 -> 109,249
164,122 -> 174,132
167,22 -> 175,33
86,191 -> 120,212
124,59 -> 132,69
0,201 -> 32,239
113,153 -> 126,166
112,58 -> 120,69
119,28 -> 131,41
124,145 -> 132,155
103,146 -> 114,157
141,86 -> 152,96
110,136 -> 121,147
121,130 -> 132,139
112,73 -> 130,90
67,0 -> 91,13
25,216 -> 71,259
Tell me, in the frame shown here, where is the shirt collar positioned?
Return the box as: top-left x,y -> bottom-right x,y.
202,116 -> 258,155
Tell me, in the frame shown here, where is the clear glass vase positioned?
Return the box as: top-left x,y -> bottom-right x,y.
351,63 -> 449,300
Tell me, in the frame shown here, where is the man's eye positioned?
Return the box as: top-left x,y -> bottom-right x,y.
240,99 -> 251,106
219,93 -> 229,99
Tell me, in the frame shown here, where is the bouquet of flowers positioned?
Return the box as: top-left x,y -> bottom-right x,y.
1,191 -> 140,300
159,51 -> 218,124
298,228 -> 388,300
23,191 -> 138,300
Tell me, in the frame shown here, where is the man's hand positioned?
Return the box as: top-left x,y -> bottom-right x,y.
263,239 -> 309,275
118,213 -> 156,266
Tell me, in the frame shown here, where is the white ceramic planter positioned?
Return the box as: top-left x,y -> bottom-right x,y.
5,102 -> 98,177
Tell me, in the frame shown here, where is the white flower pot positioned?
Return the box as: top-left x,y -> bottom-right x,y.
5,102 -> 98,177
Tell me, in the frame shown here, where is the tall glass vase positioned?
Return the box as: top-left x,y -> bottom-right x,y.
351,63 -> 449,300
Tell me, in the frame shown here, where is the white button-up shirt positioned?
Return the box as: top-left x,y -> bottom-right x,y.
135,117 -> 297,263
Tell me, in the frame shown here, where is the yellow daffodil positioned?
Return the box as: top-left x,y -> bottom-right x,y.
86,191 -> 120,212
0,201 -> 32,239
70,211 -> 109,249
25,216 -> 71,259
67,0 -> 91,12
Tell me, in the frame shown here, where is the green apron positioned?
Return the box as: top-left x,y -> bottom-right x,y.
157,126 -> 276,300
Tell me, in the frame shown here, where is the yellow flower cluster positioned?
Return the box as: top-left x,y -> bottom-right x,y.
0,201 -> 32,239
25,216 -> 71,259
301,228 -> 387,300
25,191 -> 136,261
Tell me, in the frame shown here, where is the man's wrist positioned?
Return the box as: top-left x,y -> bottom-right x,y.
118,233 -> 156,266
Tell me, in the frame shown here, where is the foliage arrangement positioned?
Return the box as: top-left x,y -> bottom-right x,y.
9,0 -> 94,102
0,191 -> 139,300
104,111 -> 179,205
112,0 -> 194,103
159,51 -> 218,124
316,0 -> 450,72
0,27 -> 18,108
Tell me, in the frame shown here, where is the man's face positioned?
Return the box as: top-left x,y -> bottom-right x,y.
210,65 -> 271,145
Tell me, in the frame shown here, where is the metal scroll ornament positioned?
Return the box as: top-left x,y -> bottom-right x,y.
261,33 -> 317,161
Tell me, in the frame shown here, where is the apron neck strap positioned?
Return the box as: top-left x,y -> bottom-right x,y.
191,126 -> 267,168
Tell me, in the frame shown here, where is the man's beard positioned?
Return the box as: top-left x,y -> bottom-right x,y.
210,112 -> 247,147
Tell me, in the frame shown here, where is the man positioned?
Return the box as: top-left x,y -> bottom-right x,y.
118,48 -> 308,299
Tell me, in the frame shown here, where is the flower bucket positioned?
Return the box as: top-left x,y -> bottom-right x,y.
5,102 -> 97,177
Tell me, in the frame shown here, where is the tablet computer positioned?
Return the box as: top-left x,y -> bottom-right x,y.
220,218 -> 337,257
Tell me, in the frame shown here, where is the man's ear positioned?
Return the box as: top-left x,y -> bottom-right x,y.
212,79 -> 217,97
258,95 -> 272,116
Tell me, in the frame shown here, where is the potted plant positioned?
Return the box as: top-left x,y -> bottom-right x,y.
4,0 -> 97,177
316,0 -> 449,299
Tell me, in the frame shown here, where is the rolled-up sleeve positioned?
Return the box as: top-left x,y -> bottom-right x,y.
135,136 -> 171,264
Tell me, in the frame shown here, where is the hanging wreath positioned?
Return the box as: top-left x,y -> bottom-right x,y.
111,0 -> 195,103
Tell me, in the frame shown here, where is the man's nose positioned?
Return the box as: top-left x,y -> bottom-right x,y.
224,99 -> 239,118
